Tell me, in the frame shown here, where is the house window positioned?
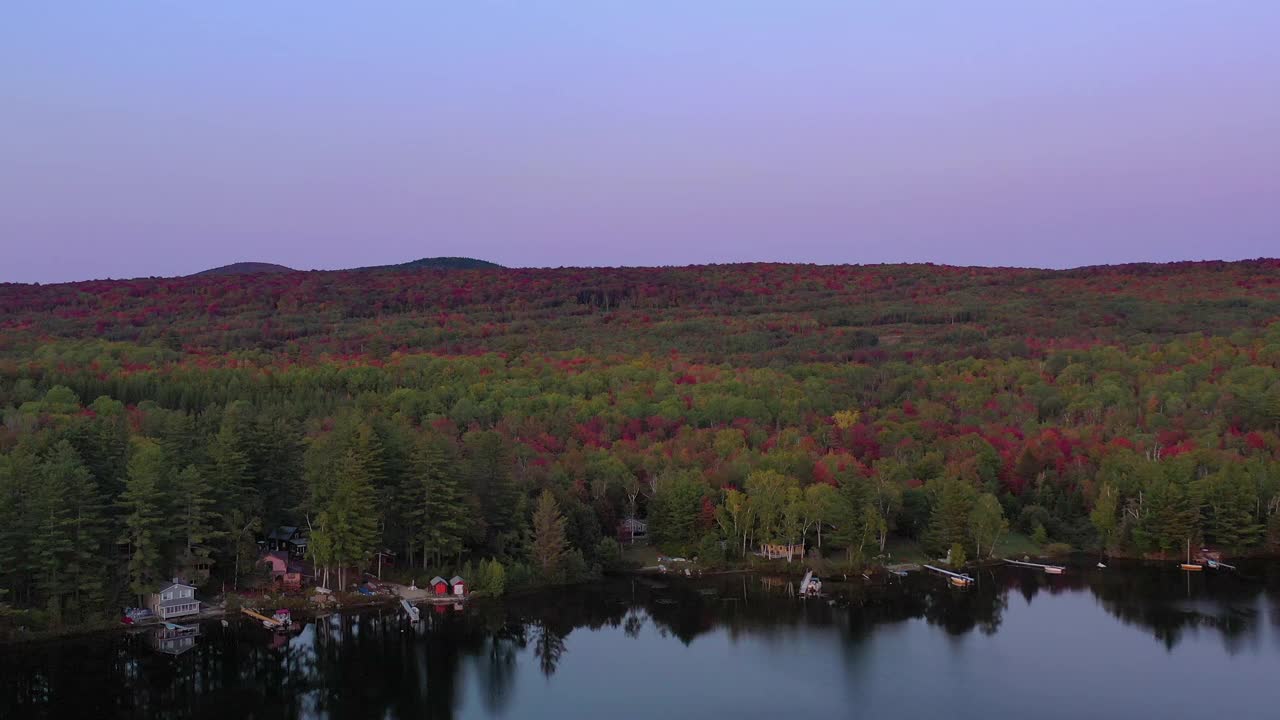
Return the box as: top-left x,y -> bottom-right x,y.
162,592 -> 171,601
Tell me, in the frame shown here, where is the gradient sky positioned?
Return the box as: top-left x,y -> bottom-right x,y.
2,2 -> 1278,283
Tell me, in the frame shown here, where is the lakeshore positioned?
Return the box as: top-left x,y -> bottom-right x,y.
6,563 -> 1280,719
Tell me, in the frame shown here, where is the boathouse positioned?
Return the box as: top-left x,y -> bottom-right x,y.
450,576 -> 466,596
429,576 -> 449,595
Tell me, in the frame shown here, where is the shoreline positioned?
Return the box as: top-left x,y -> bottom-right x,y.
6,552 -> 1274,645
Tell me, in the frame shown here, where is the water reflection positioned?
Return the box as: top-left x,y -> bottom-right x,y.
4,563 -> 1279,719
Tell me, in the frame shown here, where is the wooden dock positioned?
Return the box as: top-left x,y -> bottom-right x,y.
922,565 -> 974,586
240,607 -> 284,628
1004,558 -> 1066,575
884,563 -> 920,577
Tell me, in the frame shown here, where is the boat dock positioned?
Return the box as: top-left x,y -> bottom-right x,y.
922,565 -> 975,586
1004,559 -> 1066,575
884,563 -> 920,577
240,607 -> 284,629
400,598 -> 421,622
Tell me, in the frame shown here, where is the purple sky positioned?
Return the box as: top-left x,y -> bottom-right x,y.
2,2 -> 1277,283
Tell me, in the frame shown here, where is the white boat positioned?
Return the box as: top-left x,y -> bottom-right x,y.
798,570 -> 822,597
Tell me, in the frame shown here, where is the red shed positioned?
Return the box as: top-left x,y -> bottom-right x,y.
429,576 -> 449,595
449,576 -> 466,596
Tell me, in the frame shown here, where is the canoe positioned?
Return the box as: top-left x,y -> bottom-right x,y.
948,576 -> 971,588
1043,566 -> 1065,575
1179,563 -> 1203,572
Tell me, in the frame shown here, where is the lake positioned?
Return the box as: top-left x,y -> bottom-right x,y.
4,562 -> 1279,719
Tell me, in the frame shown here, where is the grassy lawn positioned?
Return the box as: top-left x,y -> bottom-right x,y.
881,536 -> 931,564
993,531 -> 1042,559
620,543 -> 662,567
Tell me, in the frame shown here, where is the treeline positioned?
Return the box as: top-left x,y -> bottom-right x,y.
4,261 -> 1280,367
0,395 -> 610,627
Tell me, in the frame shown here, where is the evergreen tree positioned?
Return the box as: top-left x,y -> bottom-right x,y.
831,471 -> 875,562
30,443 -> 79,621
1200,464 -> 1263,552
224,509 -> 261,590
254,413 -> 304,528
464,430 -> 521,555
317,451 -> 379,589
532,490 -> 568,579
648,472 -> 703,553
118,440 -> 170,601
173,465 -> 221,570
0,446 -> 38,606
1090,483 -> 1119,552
924,478 -> 977,556
59,442 -> 109,616
1134,472 -> 1201,556
405,434 -> 469,568
207,409 -> 254,515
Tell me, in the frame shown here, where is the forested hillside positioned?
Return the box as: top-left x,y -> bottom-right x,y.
3,260 -> 1280,626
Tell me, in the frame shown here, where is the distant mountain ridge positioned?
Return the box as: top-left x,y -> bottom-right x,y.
192,262 -> 295,276
359,257 -> 503,271
190,257 -> 501,277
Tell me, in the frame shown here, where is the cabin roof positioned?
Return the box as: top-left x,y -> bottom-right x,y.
449,576 -> 465,584
429,576 -> 447,585
267,526 -> 300,541
156,582 -> 196,593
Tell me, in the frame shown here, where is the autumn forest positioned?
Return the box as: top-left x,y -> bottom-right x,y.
3,260 -> 1280,628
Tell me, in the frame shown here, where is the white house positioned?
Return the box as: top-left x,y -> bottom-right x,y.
147,580 -> 201,620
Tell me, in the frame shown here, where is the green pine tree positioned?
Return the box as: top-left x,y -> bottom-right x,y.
30,443 -> 79,622
322,451 -> 380,589
118,440 -> 170,601
924,478 -> 977,557
406,434 -> 469,569
532,491 -> 569,580
174,465 -> 223,575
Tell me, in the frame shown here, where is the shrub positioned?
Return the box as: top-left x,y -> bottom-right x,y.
472,559 -> 506,597
696,534 -> 725,569
595,538 -> 623,572
1018,505 -> 1051,535
1030,524 -> 1049,546
1044,542 -> 1072,556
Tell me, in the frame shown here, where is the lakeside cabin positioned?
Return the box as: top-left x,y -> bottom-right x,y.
616,517 -> 648,544
147,580 -> 201,621
430,576 -> 449,595
261,551 -> 303,590
265,526 -> 309,559
758,543 -> 805,561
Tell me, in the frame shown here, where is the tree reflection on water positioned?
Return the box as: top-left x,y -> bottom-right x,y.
4,563 -> 1278,718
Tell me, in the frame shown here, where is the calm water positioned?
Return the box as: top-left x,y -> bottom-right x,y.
5,562 -> 1280,719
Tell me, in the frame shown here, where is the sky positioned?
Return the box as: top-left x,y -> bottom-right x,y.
2,2 -> 1278,283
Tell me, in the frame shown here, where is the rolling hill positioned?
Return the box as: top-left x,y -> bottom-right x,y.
190,262 -> 296,276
